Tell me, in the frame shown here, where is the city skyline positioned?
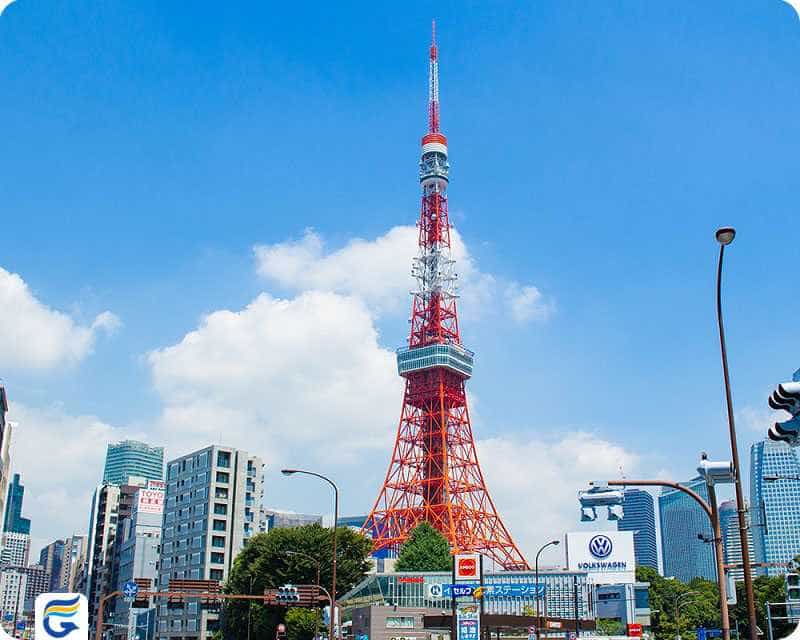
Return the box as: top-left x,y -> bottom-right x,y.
2,1 -> 800,564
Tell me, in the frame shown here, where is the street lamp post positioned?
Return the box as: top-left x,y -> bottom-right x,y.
534,540 -> 559,640
715,227 -> 758,640
588,477 -> 730,640
282,469 -> 339,640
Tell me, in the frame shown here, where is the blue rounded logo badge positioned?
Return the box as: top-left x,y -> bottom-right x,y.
588,534 -> 613,559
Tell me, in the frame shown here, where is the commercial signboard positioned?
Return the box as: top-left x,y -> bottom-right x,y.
565,531 -> 635,584
455,554 -> 480,581
135,487 -> 165,515
427,583 -> 546,599
456,603 -> 480,640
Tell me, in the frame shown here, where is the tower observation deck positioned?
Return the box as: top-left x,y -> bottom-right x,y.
363,23 -> 529,570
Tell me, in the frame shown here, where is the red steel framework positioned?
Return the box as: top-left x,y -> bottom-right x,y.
363,23 -> 529,570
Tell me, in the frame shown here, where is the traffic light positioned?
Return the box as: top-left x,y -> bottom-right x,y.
578,485 -> 624,522
768,382 -> 800,445
277,585 -> 300,603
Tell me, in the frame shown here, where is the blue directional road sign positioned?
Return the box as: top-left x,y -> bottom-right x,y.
123,581 -> 140,599
3,613 -> 12,622
15,622 -> 24,630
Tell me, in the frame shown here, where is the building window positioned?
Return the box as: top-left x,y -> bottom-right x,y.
216,471 -> 229,484
215,488 -> 228,499
214,503 -> 228,515
217,451 -> 231,468
213,520 -> 226,531
386,617 -> 415,629
210,569 -> 224,581
210,552 -> 225,564
212,536 -> 225,548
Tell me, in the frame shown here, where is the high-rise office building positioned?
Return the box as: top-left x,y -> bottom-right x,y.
3,474 -> 29,536
60,535 -> 88,592
0,388 -> 12,538
722,505 -> 754,581
103,441 -> 164,486
113,483 -> 164,640
0,568 -> 26,621
85,479 -> 149,624
751,439 -> 800,576
39,540 -> 65,592
0,532 -> 30,567
156,445 -> 263,640
616,489 -> 658,570
659,477 -> 716,582
0,564 -> 51,619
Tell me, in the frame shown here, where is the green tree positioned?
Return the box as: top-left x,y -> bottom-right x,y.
635,567 -> 721,640
730,575 -> 788,640
597,619 -> 625,635
285,607 -> 322,640
223,524 -> 372,640
395,523 -> 452,572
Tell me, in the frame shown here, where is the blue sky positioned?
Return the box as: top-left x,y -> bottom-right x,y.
1,0 -> 800,561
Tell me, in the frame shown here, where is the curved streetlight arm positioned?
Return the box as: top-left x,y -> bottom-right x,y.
603,480 -> 711,518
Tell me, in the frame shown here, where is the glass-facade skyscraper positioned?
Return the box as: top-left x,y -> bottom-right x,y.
103,440 -> 164,486
659,476 -> 716,582
3,474 -> 30,535
751,439 -> 800,576
616,489 -> 658,570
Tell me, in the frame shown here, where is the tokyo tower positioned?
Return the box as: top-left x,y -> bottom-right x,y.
364,23 -> 529,570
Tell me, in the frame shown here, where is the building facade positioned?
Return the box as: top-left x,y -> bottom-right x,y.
103,440 -> 164,487
85,483 -> 121,621
2,475 -> 30,535
751,439 -> 800,576
259,508 -> 322,533
60,535 -> 88,592
616,489 -> 658,570
39,539 -> 65,592
0,532 -> 30,567
659,477 -> 716,582
156,445 -> 263,640
722,507 -> 754,582
0,568 -> 25,622
0,388 -> 12,536
113,483 -> 164,640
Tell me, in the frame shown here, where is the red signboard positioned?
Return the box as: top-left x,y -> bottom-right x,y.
398,576 -> 424,584
627,624 -> 643,637
455,554 -> 479,580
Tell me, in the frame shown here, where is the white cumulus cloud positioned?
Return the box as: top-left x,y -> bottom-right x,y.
254,226 -> 551,324
0,267 -> 120,370
146,290 -> 402,463
477,432 -> 641,564
7,403 -> 130,555
0,1 -> 15,17
505,283 -> 556,324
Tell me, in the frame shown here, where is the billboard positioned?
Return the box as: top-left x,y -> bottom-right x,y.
565,531 -> 635,584
135,488 -> 164,515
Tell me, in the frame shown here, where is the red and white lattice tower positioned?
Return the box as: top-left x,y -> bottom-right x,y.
364,23 -> 529,570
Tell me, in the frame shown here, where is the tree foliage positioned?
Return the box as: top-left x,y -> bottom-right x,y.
636,566 -> 790,640
223,524 -> 372,640
395,523 -> 452,572
285,607 -> 322,640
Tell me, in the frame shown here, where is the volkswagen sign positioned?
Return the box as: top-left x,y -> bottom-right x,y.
588,534 -> 613,559
565,531 -> 635,584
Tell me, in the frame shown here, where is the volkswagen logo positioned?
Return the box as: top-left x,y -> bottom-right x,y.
588,534 -> 613,559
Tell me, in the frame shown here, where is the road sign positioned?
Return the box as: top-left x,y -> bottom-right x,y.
123,581 -> 140,600
15,622 -> 24,630
3,613 -> 11,622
